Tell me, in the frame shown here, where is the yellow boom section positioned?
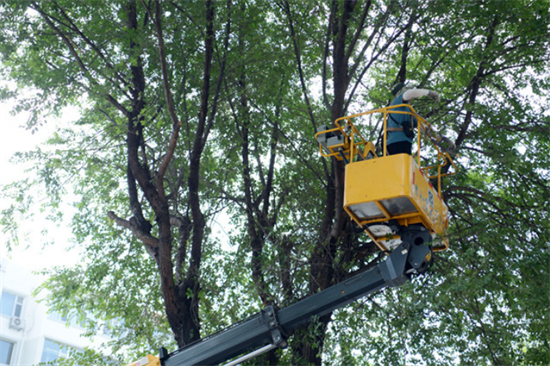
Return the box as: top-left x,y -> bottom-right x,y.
315,106 -> 456,252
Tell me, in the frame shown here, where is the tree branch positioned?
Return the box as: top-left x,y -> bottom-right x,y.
151,0 -> 181,189
107,211 -> 159,248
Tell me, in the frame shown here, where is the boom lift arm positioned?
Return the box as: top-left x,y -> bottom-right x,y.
144,227 -> 432,366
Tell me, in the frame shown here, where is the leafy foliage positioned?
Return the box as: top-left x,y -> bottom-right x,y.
1,0 -> 549,364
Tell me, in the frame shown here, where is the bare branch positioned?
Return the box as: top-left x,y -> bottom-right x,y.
151,0 -> 181,188
107,211 -> 160,247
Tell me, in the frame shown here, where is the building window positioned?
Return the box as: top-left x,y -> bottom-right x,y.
40,339 -> 69,363
49,310 -> 87,328
0,339 -> 14,365
0,292 -> 23,318
40,339 -> 84,364
48,310 -> 68,323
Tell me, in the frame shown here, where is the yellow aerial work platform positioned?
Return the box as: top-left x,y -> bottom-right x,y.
315,105 -> 456,252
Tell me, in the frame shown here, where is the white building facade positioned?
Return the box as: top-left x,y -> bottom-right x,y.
0,257 -> 111,366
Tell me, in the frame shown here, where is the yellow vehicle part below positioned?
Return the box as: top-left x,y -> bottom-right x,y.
125,355 -> 160,366
344,153 -> 449,251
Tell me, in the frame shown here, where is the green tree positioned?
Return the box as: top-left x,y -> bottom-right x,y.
1,0 -> 549,365
1,0 -> 233,352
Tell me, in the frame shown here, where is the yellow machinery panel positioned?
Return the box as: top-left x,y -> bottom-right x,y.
125,355 -> 160,366
344,154 -> 449,251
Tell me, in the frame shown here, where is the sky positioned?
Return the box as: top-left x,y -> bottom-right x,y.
0,100 -> 233,275
0,101 -> 79,273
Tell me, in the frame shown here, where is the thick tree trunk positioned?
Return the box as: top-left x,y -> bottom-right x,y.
124,0 -> 204,347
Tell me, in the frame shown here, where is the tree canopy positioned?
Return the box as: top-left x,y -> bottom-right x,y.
1,0 -> 549,364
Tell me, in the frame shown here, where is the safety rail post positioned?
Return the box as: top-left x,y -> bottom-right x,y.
438,152 -> 442,193
417,118 -> 423,167
348,118 -> 355,161
383,111 -> 388,157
